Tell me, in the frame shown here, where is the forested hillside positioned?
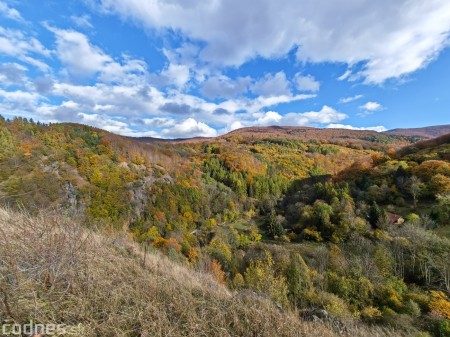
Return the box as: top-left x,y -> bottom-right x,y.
1,116 -> 449,336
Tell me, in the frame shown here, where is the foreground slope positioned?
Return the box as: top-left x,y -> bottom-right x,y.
0,207 -> 403,337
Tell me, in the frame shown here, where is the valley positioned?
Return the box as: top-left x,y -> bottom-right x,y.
1,117 -> 449,336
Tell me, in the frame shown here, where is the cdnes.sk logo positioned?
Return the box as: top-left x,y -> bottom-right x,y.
1,320 -> 83,336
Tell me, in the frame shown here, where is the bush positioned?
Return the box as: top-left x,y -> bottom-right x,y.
301,228 -> 323,242
305,291 -> 351,319
429,291 -> 450,319
403,299 -> 421,318
437,319 -> 450,337
360,306 -> 382,321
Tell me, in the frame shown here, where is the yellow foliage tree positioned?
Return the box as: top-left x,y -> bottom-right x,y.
209,259 -> 225,284
244,251 -> 289,307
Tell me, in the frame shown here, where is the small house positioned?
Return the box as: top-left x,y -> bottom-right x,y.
386,212 -> 405,225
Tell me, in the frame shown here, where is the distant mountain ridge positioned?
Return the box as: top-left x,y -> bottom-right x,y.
384,124 -> 450,138
135,124 -> 450,143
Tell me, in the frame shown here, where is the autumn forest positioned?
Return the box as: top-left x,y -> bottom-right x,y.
1,116 -> 450,337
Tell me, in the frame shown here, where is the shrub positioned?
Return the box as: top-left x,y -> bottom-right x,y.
429,291 -> 450,319
437,319 -> 450,337
360,306 -> 382,321
301,228 -> 323,242
244,251 -> 289,307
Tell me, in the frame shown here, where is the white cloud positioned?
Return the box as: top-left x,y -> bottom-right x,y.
28,72 -> 313,134
228,105 -> 346,130
227,121 -> 244,132
0,1 -> 23,22
339,94 -> 363,104
48,26 -> 113,77
359,101 -> 383,112
163,43 -> 200,66
251,71 -> 291,97
358,101 -> 383,117
0,88 -> 43,113
47,26 -> 149,86
0,27 -> 50,71
142,117 -> 176,128
52,82 -> 164,117
97,0 -> 450,83
281,105 -> 347,126
0,63 -> 27,85
70,15 -> 94,29
161,118 -> 217,138
254,110 -> 282,126
218,93 -> 314,116
327,123 -> 387,132
200,75 -> 250,99
77,112 -> 133,134
218,105 -> 347,133
35,101 -> 159,136
337,69 -> 352,81
294,73 -> 320,92
158,63 -> 190,88
0,21 -> 352,139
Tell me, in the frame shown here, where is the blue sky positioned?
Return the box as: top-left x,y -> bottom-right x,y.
0,0 -> 449,138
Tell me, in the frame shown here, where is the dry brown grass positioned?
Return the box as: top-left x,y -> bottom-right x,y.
0,207 -> 407,337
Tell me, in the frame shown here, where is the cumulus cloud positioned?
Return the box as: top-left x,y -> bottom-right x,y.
358,101 -> 383,116
25,71 -> 313,134
77,112 -> 131,133
141,117 -> 176,129
254,110 -> 282,126
33,77 -> 54,94
251,72 -> 291,97
161,118 -> 217,138
48,26 -> 113,77
163,43 -> 200,66
339,94 -> 363,104
327,123 -> 387,132
218,93 -> 315,116
0,63 -> 27,85
0,14 -> 395,139
200,75 -> 250,99
294,73 -> 320,92
360,101 -> 382,112
47,26 -> 148,84
281,106 -> 347,126
0,88 -> 43,113
157,63 -> 190,88
51,82 -> 164,117
235,105 -> 347,129
160,102 -> 195,115
0,22 -> 317,138
96,0 -> 450,83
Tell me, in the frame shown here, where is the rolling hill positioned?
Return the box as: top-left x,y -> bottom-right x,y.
136,125 -> 425,145
385,124 -> 450,138
133,124 -> 450,145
